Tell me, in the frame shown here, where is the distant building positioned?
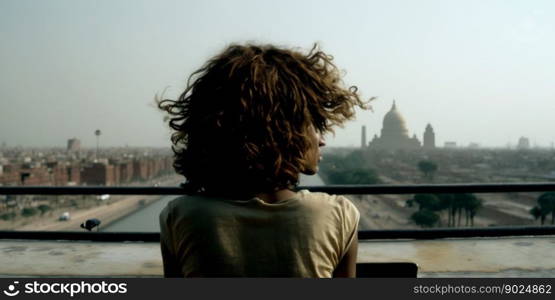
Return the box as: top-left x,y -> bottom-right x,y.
45,162 -> 69,186
133,159 -> 149,181
444,141 -> 457,148
81,162 -> 115,186
67,138 -> 81,152
67,165 -> 81,185
517,137 -> 530,150
468,143 -> 480,149
368,101 -> 421,150
423,124 -> 435,149
19,165 -> 51,185
118,161 -> 134,183
361,125 -> 367,148
0,164 -> 20,186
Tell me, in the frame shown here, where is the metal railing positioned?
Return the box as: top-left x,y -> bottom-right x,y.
1,183 -> 555,241
2,182 -> 555,195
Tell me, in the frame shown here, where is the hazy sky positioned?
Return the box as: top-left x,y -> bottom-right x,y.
1,0 -> 554,148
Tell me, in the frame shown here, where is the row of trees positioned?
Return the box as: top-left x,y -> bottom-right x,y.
319,151 -> 380,185
408,191 -> 555,228
319,151 -> 440,185
407,193 -> 483,228
319,151 -> 553,228
0,204 -> 51,221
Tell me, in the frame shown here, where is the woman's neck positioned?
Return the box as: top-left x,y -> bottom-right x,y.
255,189 -> 297,204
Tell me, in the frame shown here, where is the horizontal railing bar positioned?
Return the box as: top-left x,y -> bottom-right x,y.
302,183 -> 555,195
0,231 -> 160,242
358,226 -> 555,239
1,226 -> 554,242
1,185 -> 554,240
1,183 -> 555,195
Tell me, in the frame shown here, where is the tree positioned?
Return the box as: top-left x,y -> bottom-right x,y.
529,206 -> 545,225
411,209 -> 440,228
464,195 -> 483,227
21,207 -> 38,217
453,194 -> 479,227
407,194 -> 445,227
432,193 -> 482,227
417,160 -> 438,180
0,212 -> 16,221
533,192 -> 555,225
437,194 -> 456,227
413,194 -> 442,211
37,204 -> 51,216
407,194 -> 441,211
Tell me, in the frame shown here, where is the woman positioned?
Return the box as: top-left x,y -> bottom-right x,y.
158,43 -> 369,277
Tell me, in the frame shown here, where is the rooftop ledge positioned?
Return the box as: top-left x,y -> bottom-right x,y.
1,236 -> 554,278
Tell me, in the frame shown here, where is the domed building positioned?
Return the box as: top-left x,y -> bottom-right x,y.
368,101 -> 421,150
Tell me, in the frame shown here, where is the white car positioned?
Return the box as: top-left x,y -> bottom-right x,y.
97,194 -> 110,201
58,212 -> 70,221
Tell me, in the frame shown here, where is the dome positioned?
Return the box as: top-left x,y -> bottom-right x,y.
381,101 -> 409,137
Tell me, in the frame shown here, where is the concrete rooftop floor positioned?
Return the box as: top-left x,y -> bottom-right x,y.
1,236 -> 554,277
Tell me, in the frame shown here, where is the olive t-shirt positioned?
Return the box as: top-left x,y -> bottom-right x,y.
159,190 -> 360,277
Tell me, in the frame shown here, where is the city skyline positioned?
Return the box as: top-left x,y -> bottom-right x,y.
1,0 -> 554,148
1,133 -> 552,150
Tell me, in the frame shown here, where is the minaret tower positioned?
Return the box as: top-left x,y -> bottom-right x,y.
423,123 -> 435,149
361,125 -> 367,148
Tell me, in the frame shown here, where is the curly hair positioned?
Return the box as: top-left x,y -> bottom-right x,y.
158,43 -> 370,196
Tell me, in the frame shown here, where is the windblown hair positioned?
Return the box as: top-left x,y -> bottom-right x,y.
159,43 -> 369,196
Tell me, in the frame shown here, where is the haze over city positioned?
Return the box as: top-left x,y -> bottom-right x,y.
1,0 -> 554,148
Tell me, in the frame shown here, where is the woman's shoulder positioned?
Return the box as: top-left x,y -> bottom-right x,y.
297,190 -> 359,215
160,195 -> 209,218
297,189 -> 351,203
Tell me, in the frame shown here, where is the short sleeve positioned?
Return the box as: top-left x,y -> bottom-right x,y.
338,196 -> 360,261
159,202 -> 183,277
